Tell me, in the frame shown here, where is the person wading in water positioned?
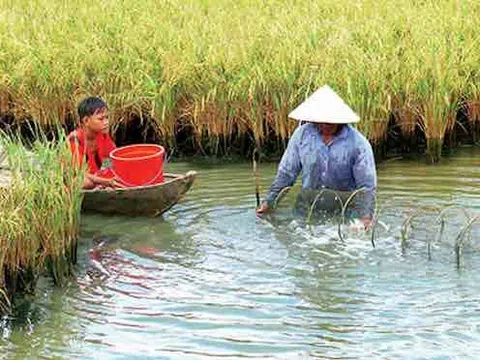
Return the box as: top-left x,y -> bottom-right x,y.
256,85 -> 377,229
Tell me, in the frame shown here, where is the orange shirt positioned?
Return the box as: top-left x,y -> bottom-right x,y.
68,128 -> 116,175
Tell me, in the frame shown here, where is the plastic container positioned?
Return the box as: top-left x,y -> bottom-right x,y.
110,144 -> 165,187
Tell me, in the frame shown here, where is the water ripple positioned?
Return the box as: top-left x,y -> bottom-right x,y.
2,148 -> 480,359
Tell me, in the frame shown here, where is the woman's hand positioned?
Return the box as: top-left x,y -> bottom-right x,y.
256,201 -> 271,216
360,216 -> 373,230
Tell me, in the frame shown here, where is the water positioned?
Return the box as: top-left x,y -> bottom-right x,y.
1,147 -> 479,359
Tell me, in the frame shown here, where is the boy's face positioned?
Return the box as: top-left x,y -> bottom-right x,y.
83,108 -> 109,134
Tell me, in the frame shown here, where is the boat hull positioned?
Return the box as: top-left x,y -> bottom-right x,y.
82,171 -> 196,216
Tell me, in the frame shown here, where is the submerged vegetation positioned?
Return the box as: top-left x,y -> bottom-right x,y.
0,0 -> 479,159
0,133 -> 83,313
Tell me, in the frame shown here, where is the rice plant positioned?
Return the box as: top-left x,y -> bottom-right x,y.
0,0 -> 478,158
0,129 -> 83,313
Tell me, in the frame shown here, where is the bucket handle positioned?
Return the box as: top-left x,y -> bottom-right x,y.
110,166 -> 163,188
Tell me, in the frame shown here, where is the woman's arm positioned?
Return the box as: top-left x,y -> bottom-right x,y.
352,138 -> 377,227
257,126 -> 303,214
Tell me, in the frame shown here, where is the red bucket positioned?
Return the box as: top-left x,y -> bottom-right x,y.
110,144 -> 165,187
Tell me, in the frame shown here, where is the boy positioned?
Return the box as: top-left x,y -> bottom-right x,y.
68,96 -> 124,189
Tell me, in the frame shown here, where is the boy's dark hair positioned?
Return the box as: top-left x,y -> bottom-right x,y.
77,96 -> 107,121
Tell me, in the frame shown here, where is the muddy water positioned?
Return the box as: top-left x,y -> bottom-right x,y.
1,147 -> 479,359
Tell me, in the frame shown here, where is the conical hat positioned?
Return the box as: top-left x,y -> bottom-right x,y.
288,85 -> 360,124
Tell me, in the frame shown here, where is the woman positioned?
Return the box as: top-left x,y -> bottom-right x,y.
256,85 -> 377,229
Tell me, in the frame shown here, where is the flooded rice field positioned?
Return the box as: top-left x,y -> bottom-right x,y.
1,147 -> 479,359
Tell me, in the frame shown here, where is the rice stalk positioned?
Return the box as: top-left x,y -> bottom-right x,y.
465,100 -> 480,142
0,287 -> 10,313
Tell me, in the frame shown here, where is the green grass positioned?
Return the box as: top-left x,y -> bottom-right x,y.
0,130 -> 83,312
0,0 -> 479,157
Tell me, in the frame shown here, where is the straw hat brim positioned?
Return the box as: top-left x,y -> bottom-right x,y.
288,85 -> 360,124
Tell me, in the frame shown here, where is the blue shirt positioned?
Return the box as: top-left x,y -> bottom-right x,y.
265,123 -> 377,217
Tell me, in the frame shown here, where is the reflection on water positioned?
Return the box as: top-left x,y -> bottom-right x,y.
1,147 -> 479,359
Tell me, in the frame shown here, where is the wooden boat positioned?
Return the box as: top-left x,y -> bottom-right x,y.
82,171 -> 197,217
